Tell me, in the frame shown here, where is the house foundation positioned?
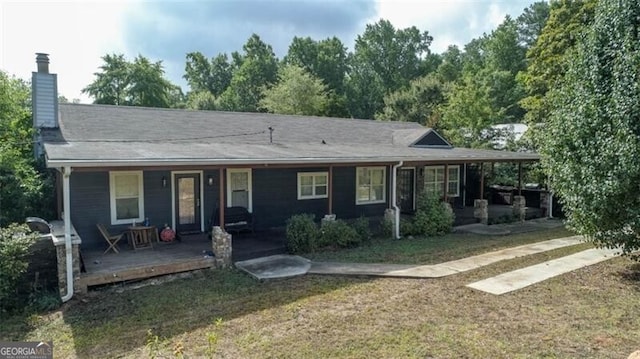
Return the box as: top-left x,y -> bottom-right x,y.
212,226 -> 232,268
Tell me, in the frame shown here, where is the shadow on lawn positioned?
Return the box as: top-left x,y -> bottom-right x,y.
619,262 -> 640,291
56,269 -> 367,357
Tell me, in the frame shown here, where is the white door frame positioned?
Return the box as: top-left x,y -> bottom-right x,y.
226,168 -> 253,212
171,170 -> 205,232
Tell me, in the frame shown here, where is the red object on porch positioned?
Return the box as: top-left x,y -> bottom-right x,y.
160,227 -> 176,242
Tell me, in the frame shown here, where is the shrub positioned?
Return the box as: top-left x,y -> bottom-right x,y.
379,217 -> 393,238
285,214 -> 319,254
411,193 -> 455,237
321,220 -> 361,248
351,216 -> 372,243
399,218 -> 414,237
0,223 -> 38,312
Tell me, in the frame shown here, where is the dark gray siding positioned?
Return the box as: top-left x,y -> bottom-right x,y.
332,166 -> 389,220
203,170 -> 220,228
70,172 -> 110,249
252,168 -> 329,229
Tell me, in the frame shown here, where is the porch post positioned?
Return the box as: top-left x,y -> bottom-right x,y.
518,162 -> 523,196
462,163 -> 467,207
443,164 -> 449,203
218,168 -> 225,230
479,163 -> 484,200
328,165 -> 333,215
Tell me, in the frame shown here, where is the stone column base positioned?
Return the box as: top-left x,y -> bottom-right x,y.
513,195 -> 526,222
474,199 -> 488,225
212,226 -> 232,268
55,243 -> 83,296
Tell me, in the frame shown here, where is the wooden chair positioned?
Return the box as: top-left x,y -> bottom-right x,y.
97,224 -> 123,254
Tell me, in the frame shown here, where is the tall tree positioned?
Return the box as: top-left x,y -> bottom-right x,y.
260,65 -> 328,116
184,52 -> 232,97
218,34 -> 279,112
519,0 -> 597,148
345,61 -> 385,120
127,55 -> 175,108
82,53 -> 129,105
541,0 -> 640,256
0,71 -> 52,225
516,1 -> 551,49
285,36 -> 349,116
377,74 -> 445,126
83,53 -> 179,108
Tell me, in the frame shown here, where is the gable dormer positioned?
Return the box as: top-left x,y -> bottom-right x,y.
410,129 -> 452,149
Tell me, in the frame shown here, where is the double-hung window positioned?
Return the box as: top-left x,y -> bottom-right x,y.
298,172 -> 328,200
109,171 -> 145,225
424,165 -> 460,197
356,167 -> 386,204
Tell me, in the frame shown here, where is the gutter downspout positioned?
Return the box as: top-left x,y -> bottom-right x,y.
61,166 -> 74,302
392,161 -> 403,239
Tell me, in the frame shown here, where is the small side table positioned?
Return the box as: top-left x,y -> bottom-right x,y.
128,225 -> 157,250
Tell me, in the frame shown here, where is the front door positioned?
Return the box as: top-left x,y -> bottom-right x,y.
174,173 -> 201,233
227,169 -> 252,211
397,168 -> 415,213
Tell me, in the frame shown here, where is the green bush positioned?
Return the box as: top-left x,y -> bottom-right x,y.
411,193 -> 455,237
0,223 -> 38,312
285,214 -> 319,254
400,218 -> 415,236
321,220 -> 361,248
379,217 -> 393,238
351,216 -> 372,243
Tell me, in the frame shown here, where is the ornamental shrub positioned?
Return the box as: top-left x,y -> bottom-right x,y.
285,214 -> 319,254
0,223 -> 38,312
411,193 -> 455,237
321,220 -> 361,249
351,216 -> 372,243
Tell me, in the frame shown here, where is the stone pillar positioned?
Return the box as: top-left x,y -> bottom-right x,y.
384,208 -> 396,238
474,199 -> 488,225
55,242 -> 83,296
512,195 -> 526,222
212,226 -> 232,268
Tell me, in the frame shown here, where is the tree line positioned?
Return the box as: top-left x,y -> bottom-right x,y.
81,1 -> 596,150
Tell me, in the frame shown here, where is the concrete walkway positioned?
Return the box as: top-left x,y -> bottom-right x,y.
467,247 -> 620,295
308,236 -> 583,278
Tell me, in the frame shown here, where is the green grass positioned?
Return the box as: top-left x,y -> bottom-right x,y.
307,226 -> 574,264
1,226 -> 639,358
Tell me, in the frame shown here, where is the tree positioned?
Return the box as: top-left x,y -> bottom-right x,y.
184,52 -> 232,97
127,55 -> 175,108
259,65 -> 328,116
347,19 -> 433,118
519,0 -> 597,148
516,1 -> 551,48
0,71 -> 52,225
83,54 -> 179,108
82,53 -> 129,105
377,74 -> 445,125
218,34 -> 279,112
285,36 -> 349,116
541,0 -> 640,256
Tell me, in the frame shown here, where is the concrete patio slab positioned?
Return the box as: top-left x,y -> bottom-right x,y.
467,247 -> 620,295
309,236 -> 584,278
235,254 -> 311,280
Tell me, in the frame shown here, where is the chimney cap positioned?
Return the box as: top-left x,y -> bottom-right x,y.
35,53 -> 50,73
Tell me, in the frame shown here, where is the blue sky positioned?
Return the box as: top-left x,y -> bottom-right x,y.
0,0 -> 538,103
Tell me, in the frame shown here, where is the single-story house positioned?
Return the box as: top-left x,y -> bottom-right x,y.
31,54 -> 541,298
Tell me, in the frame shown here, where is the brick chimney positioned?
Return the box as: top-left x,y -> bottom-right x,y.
32,53 -> 59,158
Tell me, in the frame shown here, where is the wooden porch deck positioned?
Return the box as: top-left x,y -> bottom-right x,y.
80,231 -> 287,289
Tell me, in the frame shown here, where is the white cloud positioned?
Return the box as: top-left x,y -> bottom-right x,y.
0,0 -> 132,102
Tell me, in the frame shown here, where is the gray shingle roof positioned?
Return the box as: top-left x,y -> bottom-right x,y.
43,104 -> 539,167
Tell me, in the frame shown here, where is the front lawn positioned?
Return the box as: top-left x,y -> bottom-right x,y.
1,226 -> 638,358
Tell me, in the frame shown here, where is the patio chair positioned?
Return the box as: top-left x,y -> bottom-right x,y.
97,224 -> 123,254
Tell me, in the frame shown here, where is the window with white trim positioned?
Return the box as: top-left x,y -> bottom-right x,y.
356,167 -> 386,204
424,165 -> 460,197
109,171 -> 144,225
297,172 -> 328,200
